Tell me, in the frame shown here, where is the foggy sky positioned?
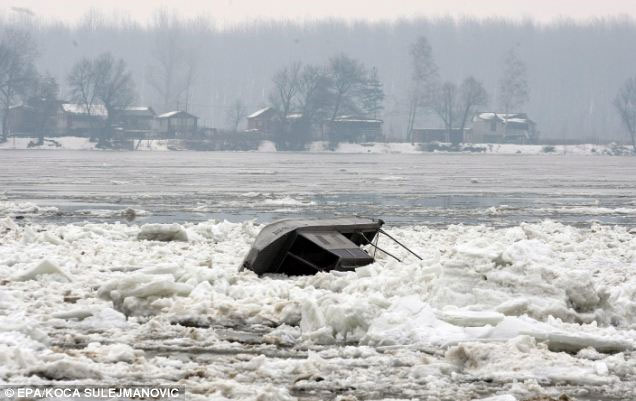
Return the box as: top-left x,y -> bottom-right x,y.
4,0 -> 636,27
3,2 -> 636,142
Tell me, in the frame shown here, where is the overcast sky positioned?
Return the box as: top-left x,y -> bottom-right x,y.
3,0 -> 636,26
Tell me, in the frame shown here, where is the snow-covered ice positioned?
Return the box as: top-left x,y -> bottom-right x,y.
0,214 -> 634,400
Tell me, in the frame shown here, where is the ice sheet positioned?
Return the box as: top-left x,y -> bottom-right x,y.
1,215 -> 635,399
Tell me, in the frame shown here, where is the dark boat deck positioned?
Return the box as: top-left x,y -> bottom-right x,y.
241,217 -> 384,275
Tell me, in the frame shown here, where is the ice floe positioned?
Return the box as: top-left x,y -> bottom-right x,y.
0,216 -> 635,399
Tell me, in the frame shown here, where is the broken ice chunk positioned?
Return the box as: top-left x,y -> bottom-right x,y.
137,223 -> 188,242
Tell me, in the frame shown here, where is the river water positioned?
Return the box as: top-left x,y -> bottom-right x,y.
1,150 -> 636,227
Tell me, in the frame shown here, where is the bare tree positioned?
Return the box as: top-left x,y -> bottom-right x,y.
498,46 -> 529,114
269,56 -> 383,146
28,74 -> 59,143
68,58 -> 99,123
292,65 -> 332,145
614,77 -> 636,152
68,52 -> 136,141
432,77 -> 488,143
181,50 -> 198,112
327,54 -> 368,121
146,12 -> 190,111
407,36 -> 439,142
226,99 -> 247,132
431,81 -> 458,140
0,29 -> 38,141
405,89 -> 419,143
457,77 -> 489,132
94,53 -> 137,132
296,65 -> 332,123
269,61 -> 302,119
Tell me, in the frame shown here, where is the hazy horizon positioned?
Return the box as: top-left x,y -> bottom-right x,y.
3,3 -> 636,142
3,0 -> 636,28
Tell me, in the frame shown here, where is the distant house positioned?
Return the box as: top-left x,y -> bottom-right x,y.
471,112 -> 537,144
6,102 -> 107,137
115,106 -> 156,137
411,128 -> 469,144
6,104 -> 37,135
157,110 -> 198,138
326,116 -> 383,142
57,103 -> 108,136
246,107 -> 278,134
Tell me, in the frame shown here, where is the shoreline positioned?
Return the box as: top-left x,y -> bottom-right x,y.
0,137 -> 633,155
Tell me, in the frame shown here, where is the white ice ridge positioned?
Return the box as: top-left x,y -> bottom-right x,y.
0,216 -> 635,398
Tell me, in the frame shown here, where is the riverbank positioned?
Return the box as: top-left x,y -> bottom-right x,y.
1,137 -> 633,155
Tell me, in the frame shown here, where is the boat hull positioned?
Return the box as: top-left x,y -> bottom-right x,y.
241,217 -> 384,275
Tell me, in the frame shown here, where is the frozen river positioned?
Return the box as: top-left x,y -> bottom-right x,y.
1,151 -> 635,401
1,151 -> 636,226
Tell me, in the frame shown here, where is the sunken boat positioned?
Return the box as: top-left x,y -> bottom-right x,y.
241,217 -> 384,275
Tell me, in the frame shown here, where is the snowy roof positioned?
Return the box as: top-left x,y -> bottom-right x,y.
8,103 -> 32,110
333,115 -> 383,123
157,110 -> 198,119
474,112 -> 532,124
119,106 -> 156,117
247,107 -> 273,119
506,118 -> 527,124
61,103 -> 108,118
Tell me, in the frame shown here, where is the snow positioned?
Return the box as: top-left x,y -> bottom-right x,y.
61,103 -> 108,118
257,140 -> 277,152
157,110 -> 194,119
0,211 -> 635,398
1,137 -> 630,155
0,137 -> 98,150
472,395 -> 517,401
474,113 -> 529,123
329,141 -> 422,154
309,141 -> 627,155
262,196 -> 316,206
134,139 -> 171,151
13,259 -> 72,282
86,342 -> 137,363
247,106 -> 273,118
0,201 -> 59,215
75,208 -> 150,219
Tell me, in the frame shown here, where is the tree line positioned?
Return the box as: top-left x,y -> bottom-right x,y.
0,28 -> 137,144
1,12 -> 636,150
4,14 -> 636,142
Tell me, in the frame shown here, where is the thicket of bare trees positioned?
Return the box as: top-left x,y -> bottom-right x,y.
269,54 -> 384,149
430,77 -> 488,143
269,62 -> 301,123
407,35 -> 489,143
0,29 -> 38,141
67,52 -> 136,142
